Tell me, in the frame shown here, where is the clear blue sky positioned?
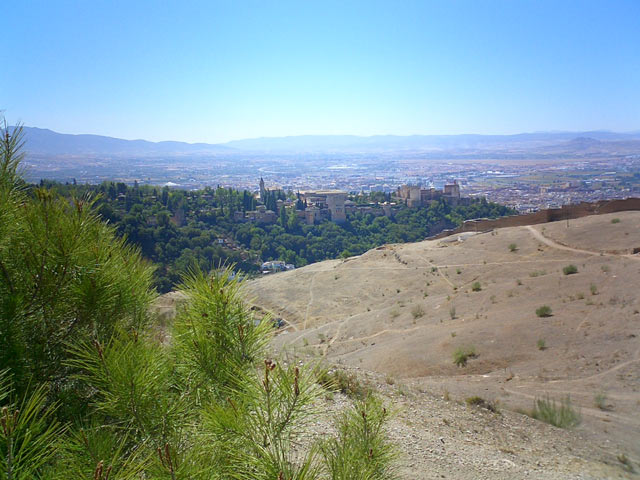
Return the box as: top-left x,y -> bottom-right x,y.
2,0 -> 639,143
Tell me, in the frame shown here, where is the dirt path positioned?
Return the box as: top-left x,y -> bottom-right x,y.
303,272 -> 318,329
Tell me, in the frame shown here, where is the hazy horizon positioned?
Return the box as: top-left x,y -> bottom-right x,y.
17,124 -> 640,146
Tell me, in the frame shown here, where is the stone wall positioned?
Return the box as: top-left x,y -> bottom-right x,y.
428,197 -> 640,240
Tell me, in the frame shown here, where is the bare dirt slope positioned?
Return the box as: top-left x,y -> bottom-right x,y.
246,211 -> 640,477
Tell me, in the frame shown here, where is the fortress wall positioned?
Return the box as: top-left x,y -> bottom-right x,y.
427,197 -> 640,240
596,197 -> 640,214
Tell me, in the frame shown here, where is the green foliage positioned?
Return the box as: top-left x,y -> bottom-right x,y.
46,180 -> 515,292
321,395 -> 398,480
0,370 -> 66,480
536,339 -> 546,350
0,124 -> 156,403
316,369 -> 372,401
535,305 -> 553,317
594,392 -> 608,411
528,395 -> 581,428
508,243 -> 517,252
611,218 -> 621,224
562,264 -> 578,275
471,281 -> 481,292
453,346 -> 477,367
590,283 -> 598,295
529,270 -> 547,277
172,267 -> 272,397
1,122 -> 399,478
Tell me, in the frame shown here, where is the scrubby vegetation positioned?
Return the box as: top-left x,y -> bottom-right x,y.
536,305 -> 553,318
453,346 -> 477,367
562,264 -> 578,275
471,282 -> 482,292
0,124 -> 397,479
411,305 -> 425,319
465,396 -> 499,413
316,368 -> 373,401
527,395 -> 581,428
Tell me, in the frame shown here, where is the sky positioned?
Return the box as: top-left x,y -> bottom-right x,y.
2,0 -> 639,143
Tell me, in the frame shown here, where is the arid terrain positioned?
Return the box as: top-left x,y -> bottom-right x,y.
241,211 -> 640,478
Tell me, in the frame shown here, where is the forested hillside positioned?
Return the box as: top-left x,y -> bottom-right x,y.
43,181 -> 514,292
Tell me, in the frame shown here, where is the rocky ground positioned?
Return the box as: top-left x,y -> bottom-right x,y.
300,365 -> 637,479
245,211 -> 640,477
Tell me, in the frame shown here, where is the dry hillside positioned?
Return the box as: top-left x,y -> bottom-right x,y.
244,211 -> 640,478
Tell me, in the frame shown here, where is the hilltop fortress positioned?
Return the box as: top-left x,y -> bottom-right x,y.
397,180 -> 469,207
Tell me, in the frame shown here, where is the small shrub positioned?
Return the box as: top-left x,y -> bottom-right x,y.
471,282 -> 482,292
601,265 -> 610,273
536,305 -> 552,318
516,279 -> 522,286
449,306 -> 456,320
590,283 -> 598,295
385,375 -> 395,385
576,292 -> 584,300
528,395 -> 580,428
466,396 -> 499,413
453,346 -> 477,367
411,305 -> 425,319
529,270 -> 546,277
617,453 -> 634,473
594,392 -> 611,411
317,369 -> 372,400
611,218 -> 621,224
537,339 -> 546,350
563,264 -> 578,275
508,243 -> 518,252
390,309 -> 400,319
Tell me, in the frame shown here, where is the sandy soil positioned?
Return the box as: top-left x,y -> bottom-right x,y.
245,211 -> 640,477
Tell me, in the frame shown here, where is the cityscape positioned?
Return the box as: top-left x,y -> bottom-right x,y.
23,130 -> 640,214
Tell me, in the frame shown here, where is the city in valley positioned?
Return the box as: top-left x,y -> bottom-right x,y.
21,127 -> 640,213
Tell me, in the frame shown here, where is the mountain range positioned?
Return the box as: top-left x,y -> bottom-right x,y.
15,126 -> 640,156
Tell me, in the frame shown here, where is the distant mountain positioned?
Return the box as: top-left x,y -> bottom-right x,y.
14,126 -> 640,156
223,132 -> 640,153
16,127 -> 235,156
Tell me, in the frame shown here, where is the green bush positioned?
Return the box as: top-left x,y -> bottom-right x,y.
528,395 -> 581,428
0,122 -> 398,479
321,395 -> 398,480
317,368 -> 372,400
411,305 -> 425,319
0,125 -> 155,404
611,218 -> 621,224
453,346 -> 477,367
536,305 -> 553,317
471,282 -> 482,292
562,264 -> 578,275
508,243 -> 518,252
536,339 -> 546,350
